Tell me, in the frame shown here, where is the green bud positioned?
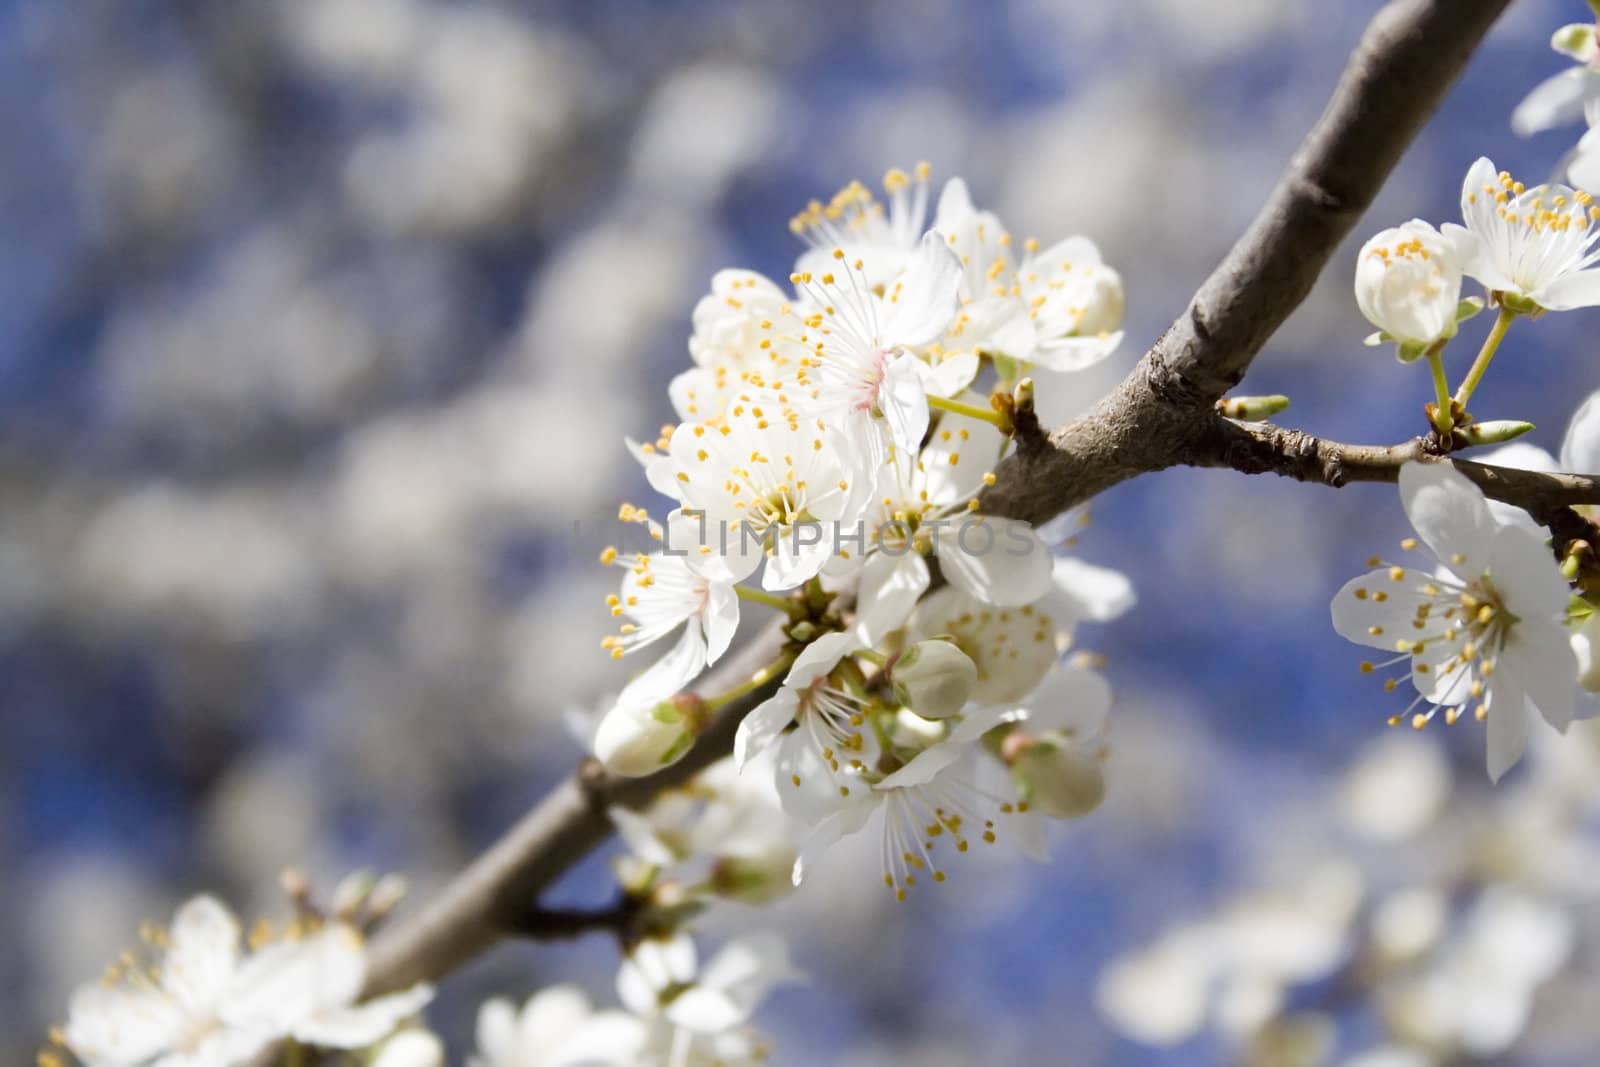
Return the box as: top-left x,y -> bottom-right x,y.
711,850 -> 797,905
1394,339 -> 1430,364
1500,292 -> 1541,315
1554,22 -> 1597,61
890,639 -> 978,719
1455,296 -> 1485,323
1456,419 -> 1535,446
1216,394 -> 1291,421
1012,740 -> 1106,819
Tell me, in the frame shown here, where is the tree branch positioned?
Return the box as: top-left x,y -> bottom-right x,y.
1201,418 -> 1600,513
350,0 -> 1515,1008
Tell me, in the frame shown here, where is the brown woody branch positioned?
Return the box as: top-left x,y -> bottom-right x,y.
1202,418 -> 1600,514
350,0 -> 1517,1008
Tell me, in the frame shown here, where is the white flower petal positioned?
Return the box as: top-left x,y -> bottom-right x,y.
1051,556 -> 1136,622
703,581 -> 740,665
876,736 -> 968,789
1505,617 -> 1577,734
609,805 -> 680,866
1020,663 -> 1113,736
1027,331 -> 1124,372
291,984 -> 433,1050
936,517 -> 1053,606
1559,389 -> 1600,472
473,998 -> 517,1065
617,624 -> 707,709
1485,674 -> 1530,782
853,551 -> 929,645
517,985 -> 592,1051
1489,523 -> 1572,621
879,354 -> 931,454
162,895 -> 242,1011
1571,125 -> 1600,192
222,924 -> 368,1030
694,933 -> 798,1020
64,983 -> 187,1065
1512,68 -> 1589,136
1330,570 -> 1435,651
791,795 -> 876,885
551,1012 -> 650,1067
923,352 -> 980,398
784,631 -> 860,689
879,232 -> 962,346
1535,266 -> 1600,310
1399,462 -> 1497,573
733,690 -> 799,771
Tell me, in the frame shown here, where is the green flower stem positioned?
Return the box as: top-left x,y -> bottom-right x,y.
928,393 -> 1010,430
1453,304 -> 1516,412
1426,348 -> 1454,437
735,585 -> 798,615
702,647 -> 800,714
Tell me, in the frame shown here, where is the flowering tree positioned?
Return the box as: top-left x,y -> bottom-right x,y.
39,0 -> 1600,1065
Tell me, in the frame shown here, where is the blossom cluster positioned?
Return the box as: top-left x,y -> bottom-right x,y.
45,885 -> 433,1067
592,164 -> 1136,906
1323,16 -> 1600,786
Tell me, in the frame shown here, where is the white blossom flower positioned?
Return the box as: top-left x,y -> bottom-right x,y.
669,270 -> 797,424
599,546 -> 739,708
1353,220 -> 1465,348
616,933 -> 796,1067
1442,157 -> 1600,311
978,660 -> 1112,819
789,165 -> 934,287
1330,462 -> 1576,781
468,985 -> 647,1067
607,757 -> 798,904
61,895 -> 433,1067
1474,389 -> 1600,718
788,719 -> 1018,897
1511,22 -> 1600,137
784,232 -> 964,453
647,400 -> 872,591
734,632 -> 874,821
908,586 -> 1071,706
1386,889 -> 1574,1057
845,413 -> 1053,643
1097,865 -> 1362,1048
933,178 -> 1124,373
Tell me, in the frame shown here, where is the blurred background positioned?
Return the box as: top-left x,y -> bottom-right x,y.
5,0 -> 1600,1064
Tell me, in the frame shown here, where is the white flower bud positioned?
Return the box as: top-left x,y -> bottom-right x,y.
1572,612 -> 1600,693
371,1031 -> 445,1067
1354,220 -> 1464,353
712,847 -> 798,905
891,640 -> 978,719
1013,740 -> 1106,819
594,698 -> 700,777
